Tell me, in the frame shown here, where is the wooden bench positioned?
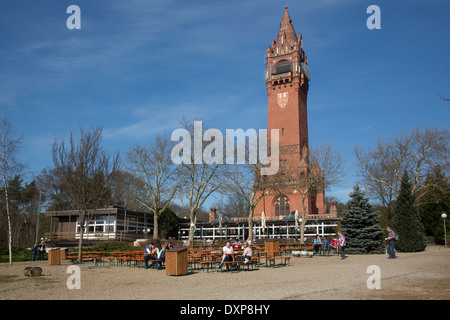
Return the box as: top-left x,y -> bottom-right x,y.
319,248 -> 333,256
66,254 -> 78,262
188,254 -> 202,271
65,253 -> 103,265
104,252 -> 130,266
114,256 -> 132,267
131,254 -> 145,268
137,254 -> 163,270
266,255 -> 291,267
199,258 -> 220,272
283,247 -> 296,254
241,257 -> 258,270
79,255 -> 103,266
220,260 -> 245,272
103,256 -> 117,265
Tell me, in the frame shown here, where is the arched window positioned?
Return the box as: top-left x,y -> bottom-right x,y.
275,196 -> 290,217
271,60 -> 291,75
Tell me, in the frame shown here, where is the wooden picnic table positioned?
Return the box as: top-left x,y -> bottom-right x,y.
66,251 -> 105,265
259,250 -> 292,267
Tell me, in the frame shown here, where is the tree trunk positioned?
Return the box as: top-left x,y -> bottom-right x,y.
2,168 -> 12,264
300,217 -> 307,244
5,187 -> 12,264
248,206 -> 254,242
153,212 -> 159,240
300,193 -> 308,244
77,214 -> 86,263
189,223 -> 195,245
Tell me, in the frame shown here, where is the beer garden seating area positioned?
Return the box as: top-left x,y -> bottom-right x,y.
63,241 -> 337,273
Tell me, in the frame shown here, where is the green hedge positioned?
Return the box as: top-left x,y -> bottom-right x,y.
0,246 -> 38,263
83,241 -> 135,252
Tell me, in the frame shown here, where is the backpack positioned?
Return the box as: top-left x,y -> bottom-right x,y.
159,248 -> 165,260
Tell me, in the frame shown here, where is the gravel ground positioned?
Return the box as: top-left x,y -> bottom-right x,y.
0,245 -> 449,301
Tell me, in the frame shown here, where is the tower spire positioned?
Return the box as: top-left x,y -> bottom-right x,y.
276,5 -> 297,46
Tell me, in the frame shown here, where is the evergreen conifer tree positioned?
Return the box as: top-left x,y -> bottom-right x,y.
418,167 -> 449,244
393,172 -> 427,252
341,184 -> 384,254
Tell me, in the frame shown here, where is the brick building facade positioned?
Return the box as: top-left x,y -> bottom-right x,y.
254,6 -> 327,221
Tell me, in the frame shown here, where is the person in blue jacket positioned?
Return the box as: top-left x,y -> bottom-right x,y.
144,243 -> 154,269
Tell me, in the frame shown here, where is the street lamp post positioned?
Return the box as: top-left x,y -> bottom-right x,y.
441,213 -> 447,248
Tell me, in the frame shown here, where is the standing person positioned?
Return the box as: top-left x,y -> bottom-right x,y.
38,241 -> 46,261
338,231 -> 346,260
31,243 -> 38,261
386,227 -> 397,259
144,243 -> 154,269
313,235 -> 322,255
220,241 -> 234,271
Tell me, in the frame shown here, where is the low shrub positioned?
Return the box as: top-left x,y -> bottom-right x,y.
88,241 -> 135,252
0,246 -> 37,263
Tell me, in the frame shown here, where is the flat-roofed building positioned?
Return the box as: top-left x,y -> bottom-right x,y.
45,205 -> 155,246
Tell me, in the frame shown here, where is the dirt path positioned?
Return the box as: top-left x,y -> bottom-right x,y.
1,246 -> 449,300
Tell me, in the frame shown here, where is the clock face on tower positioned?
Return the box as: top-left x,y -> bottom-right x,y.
277,92 -> 289,108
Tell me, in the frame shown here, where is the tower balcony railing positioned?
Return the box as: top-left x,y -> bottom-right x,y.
230,212 -> 337,222
43,231 -> 146,242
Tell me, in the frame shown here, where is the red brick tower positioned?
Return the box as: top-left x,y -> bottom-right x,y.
254,6 -> 325,220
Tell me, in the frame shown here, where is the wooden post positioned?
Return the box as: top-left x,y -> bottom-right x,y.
265,238 -> 280,257
48,248 -> 61,265
60,248 -> 67,260
165,247 -> 188,276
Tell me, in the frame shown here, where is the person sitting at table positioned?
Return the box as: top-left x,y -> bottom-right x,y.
220,241 -> 234,271
165,242 -> 173,251
152,244 -> 165,270
322,238 -> 331,249
144,243 -> 155,269
313,234 -> 322,255
331,239 -> 339,253
242,242 -> 252,264
232,238 -> 241,250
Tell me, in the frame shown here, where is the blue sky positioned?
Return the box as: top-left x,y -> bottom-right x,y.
0,0 -> 449,206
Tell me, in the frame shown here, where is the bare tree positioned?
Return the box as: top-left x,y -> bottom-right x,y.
126,134 -> 185,239
224,131 -> 276,241
108,170 -> 148,212
354,126 -> 449,224
226,162 -> 270,242
0,115 -> 23,264
172,119 -> 224,245
36,167 -> 74,211
277,142 -> 346,243
52,127 -> 119,262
